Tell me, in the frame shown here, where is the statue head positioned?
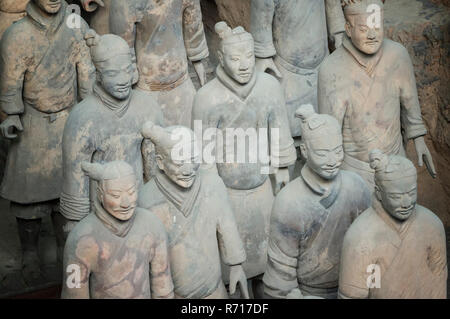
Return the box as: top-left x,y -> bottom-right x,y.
142,122 -> 201,189
82,161 -> 137,221
33,0 -> 62,14
296,105 -> 343,181
342,0 -> 384,55
215,21 -> 255,85
369,150 -> 417,221
85,31 -> 133,100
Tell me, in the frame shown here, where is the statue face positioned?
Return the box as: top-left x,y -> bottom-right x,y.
100,175 -> 137,221
376,175 -> 417,221
302,133 -> 344,181
220,41 -> 255,84
345,12 -> 384,55
98,54 -> 133,100
157,146 -> 200,189
35,0 -> 62,14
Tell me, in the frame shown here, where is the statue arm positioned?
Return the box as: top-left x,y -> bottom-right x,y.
0,28 -> 27,116
317,65 -> 346,127
251,0 -> 277,58
60,117 -> 94,221
109,0 -> 139,80
216,183 -> 247,267
61,234 -> 91,299
150,224 -> 175,299
263,210 -> 301,299
182,0 -> 209,62
398,48 -> 427,140
76,20 -> 96,100
325,0 -> 346,47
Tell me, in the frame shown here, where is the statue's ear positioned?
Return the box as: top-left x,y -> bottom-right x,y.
299,143 -> 308,161
374,184 -> 382,202
156,154 -> 164,171
345,20 -> 352,39
217,50 -> 224,67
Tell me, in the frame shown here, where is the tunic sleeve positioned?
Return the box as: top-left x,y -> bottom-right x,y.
61,232 -> 92,299
0,27 -> 27,115
150,221 -> 175,299
398,46 -> 427,140
215,177 -> 247,266
325,0 -> 345,42
318,63 -> 346,127
263,198 -> 301,298
182,0 -> 209,62
109,0 -> 139,76
251,0 -> 277,58
60,113 -> 95,221
268,78 -> 296,168
75,19 -> 95,100
338,232 -> 371,299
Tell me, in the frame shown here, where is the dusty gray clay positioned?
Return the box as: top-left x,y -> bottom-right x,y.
318,0 -> 436,191
263,104 -> 371,299
339,150 -> 447,299
192,22 -> 297,284
61,160 -> 174,299
60,32 -> 165,228
0,0 -> 95,284
79,0 -> 110,35
138,123 -> 249,299
109,0 -> 209,127
0,0 -> 29,39
251,0 -> 345,138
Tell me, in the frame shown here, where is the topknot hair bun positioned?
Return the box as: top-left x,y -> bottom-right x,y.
295,104 -> 316,121
215,21 -> 232,40
369,149 -> 388,172
84,29 -> 100,48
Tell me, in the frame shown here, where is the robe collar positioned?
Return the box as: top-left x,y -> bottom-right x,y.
301,165 -> 342,209
216,65 -> 257,101
372,195 -> 416,238
343,33 -> 384,76
94,83 -> 132,118
155,170 -> 201,217
93,197 -> 136,238
26,0 -> 67,36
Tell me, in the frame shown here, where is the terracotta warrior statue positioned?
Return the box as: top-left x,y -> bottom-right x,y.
263,105 -> 371,299
79,0 -> 110,35
0,0 -> 95,284
251,0 -> 345,141
339,150 -> 447,299
318,0 -> 436,192
108,0 -> 209,127
59,32 -> 165,241
62,161 -> 174,299
0,0 -> 29,39
192,22 -> 296,295
138,123 -> 249,299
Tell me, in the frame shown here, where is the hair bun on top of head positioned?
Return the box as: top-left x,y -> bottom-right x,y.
84,29 -> 101,48
295,104 -> 316,121
215,21 -> 232,40
369,149 -> 389,172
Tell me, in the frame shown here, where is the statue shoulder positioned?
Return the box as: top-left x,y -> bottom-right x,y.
415,204 -> 446,234
343,207 -> 377,245
138,179 -> 165,210
134,207 -> 167,236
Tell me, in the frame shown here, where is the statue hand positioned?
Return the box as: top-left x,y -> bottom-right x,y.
80,0 -> 105,12
229,265 -> 249,299
255,57 -> 282,79
414,136 -> 437,178
192,60 -> 207,87
273,167 -> 290,195
286,288 -> 304,299
0,115 -> 23,139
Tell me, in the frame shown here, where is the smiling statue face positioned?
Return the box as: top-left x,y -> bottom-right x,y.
302,133 -> 344,181
220,40 -> 255,84
157,143 -> 201,189
98,54 -> 133,100
376,175 -> 417,221
346,12 -> 384,55
100,175 -> 137,221
35,0 -> 62,14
